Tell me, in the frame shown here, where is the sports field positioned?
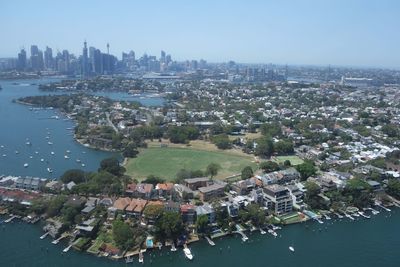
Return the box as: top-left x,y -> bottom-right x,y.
272,155 -> 304,165
125,147 -> 257,181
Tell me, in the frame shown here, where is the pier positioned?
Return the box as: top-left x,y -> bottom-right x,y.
4,215 -> 17,223
236,231 -> 248,242
375,202 -> 391,212
62,244 -> 72,253
52,235 -> 66,245
205,236 -> 215,246
40,232 -> 49,239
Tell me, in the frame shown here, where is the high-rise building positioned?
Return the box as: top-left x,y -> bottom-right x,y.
82,41 -> 88,77
44,46 -> 53,70
17,48 -> 27,71
30,45 -> 44,70
160,50 -> 166,63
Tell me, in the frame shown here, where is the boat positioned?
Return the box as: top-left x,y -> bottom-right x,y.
289,246 -> 295,252
76,159 -> 81,163
29,156 -> 33,159
138,251 -> 144,263
358,211 -> 371,219
66,150 -> 71,153
81,163 -> 86,167
260,228 -> 266,235
40,232 -> 49,239
48,142 -> 53,145
170,243 -> 177,252
2,154 -> 6,157
158,242 -> 162,250
47,168 -> 53,173
183,245 -> 193,260
268,229 -> 277,237
40,158 -> 44,162
344,213 -> 354,221
64,155 -> 70,159
125,256 -> 134,263
15,150 -> 19,154
35,151 -> 39,154
26,141 -> 32,146
50,152 -> 55,155
63,245 -> 72,253
324,214 -> 331,220
23,163 -> 29,168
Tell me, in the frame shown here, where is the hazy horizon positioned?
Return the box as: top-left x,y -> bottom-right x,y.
1,0 -> 399,68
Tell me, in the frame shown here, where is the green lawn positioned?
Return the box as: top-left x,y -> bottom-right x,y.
125,147 -> 257,181
273,155 -> 304,166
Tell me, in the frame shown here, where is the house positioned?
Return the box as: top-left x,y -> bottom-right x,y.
196,204 -> 216,224
136,183 -> 154,199
125,183 -> 137,196
367,180 -> 382,191
45,180 -> 63,191
164,200 -> 180,213
130,198 -> 148,217
286,184 -> 304,204
198,184 -> 225,202
15,177 -> 46,191
180,204 -> 197,224
226,202 -> 239,218
184,177 -> 209,191
113,197 -> 131,212
263,184 -> 293,215
155,183 -> 174,198
174,184 -> 194,199
231,179 -> 255,195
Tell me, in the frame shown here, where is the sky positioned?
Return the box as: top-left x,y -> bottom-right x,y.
1,0 -> 399,68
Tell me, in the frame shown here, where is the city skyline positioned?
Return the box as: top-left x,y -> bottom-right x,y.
1,0 -> 400,68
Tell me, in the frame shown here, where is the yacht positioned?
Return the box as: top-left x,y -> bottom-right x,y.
81,163 -> 86,167
76,159 -> 81,163
2,154 -> 6,157
51,152 -> 55,155
138,251 -> 144,263
66,150 -> 71,153
47,167 -> 53,173
26,141 -> 32,146
15,150 -> 19,154
183,245 -> 193,260
40,159 -> 44,162
64,155 -> 70,159
289,246 -> 295,252
260,228 -> 266,235
24,163 -> 29,168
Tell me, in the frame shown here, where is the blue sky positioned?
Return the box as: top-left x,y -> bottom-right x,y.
1,0 -> 399,67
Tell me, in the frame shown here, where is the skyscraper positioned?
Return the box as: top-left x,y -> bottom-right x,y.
17,48 -> 27,71
30,45 -> 44,71
44,46 -> 53,70
82,41 -> 88,77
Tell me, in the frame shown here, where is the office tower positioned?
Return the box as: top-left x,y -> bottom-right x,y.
82,41 -> 88,77
30,45 -> 44,70
160,50 -> 166,63
44,46 -> 53,70
62,50 -> 70,72
17,48 -> 27,71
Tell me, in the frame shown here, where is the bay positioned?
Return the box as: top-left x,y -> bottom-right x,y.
0,209 -> 399,267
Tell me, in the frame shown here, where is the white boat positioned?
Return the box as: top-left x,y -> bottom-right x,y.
268,229 -> 277,237
51,152 -> 55,155
2,154 -> 6,157
66,150 -> 71,153
64,155 -> 70,159
47,168 -> 53,173
35,151 -> 39,154
183,247 -> 193,260
138,251 -> 144,263
289,246 -> 295,252
40,158 -> 44,162
205,236 -> 215,246
76,159 -> 81,163
48,142 -> 53,145
324,214 -> 331,220
170,243 -> 177,252
29,156 -> 33,159
26,142 -> 32,146
344,213 -> 354,221
15,150 -> 19,154
260,228 -> 266,235
81,163 -> 86,167
24,163 -> 29,168
358,211 -> 371,219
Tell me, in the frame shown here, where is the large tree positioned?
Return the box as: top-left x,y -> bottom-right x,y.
155,212 -> 184,241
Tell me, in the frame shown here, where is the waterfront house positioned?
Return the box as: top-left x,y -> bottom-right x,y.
263,184 -> 293,215
135,183 -> 154,199
125,198 -> 148,217
195,204 -> 216,224
155,182 -> 174,198
180,204 -> 197,225
113,197 -> 131,212
15,177 -> 46,191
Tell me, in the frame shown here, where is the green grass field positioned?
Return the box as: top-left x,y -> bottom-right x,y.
125,147 -> 257,181
273,155 -> 304,166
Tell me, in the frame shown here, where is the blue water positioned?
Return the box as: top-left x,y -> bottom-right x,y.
0,79 -> 162,179
0,209 -> 399,267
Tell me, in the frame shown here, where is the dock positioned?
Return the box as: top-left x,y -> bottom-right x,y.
4,215 -> 17,223
52,235 -> 66,245
205,236 -> 215,246
62,244 -> 72,253
375,202 -> 391,212
344,213 -> 354,221
236,231 -> 248,242
40,232 -> 49,239
358,211 -> 370,219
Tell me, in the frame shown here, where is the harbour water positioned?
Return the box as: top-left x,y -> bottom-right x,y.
1,209 -> 399,267
1,79 -> 400,267
0,79 -> 163,178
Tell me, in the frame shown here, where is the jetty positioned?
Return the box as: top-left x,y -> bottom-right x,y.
344,213 -> 354,221
40,232 -> 49,239
334,212 -> 344,219
52,235 -> 66,245
4,215 -> 17,223
358,211 -> 370,219
375,202 -> 391,212
205,236 -> 215,246
63,244 -> 72,253
236,231 -> 249,242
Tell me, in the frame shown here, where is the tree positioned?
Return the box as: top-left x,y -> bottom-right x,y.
241,166 -> 253,180
274,140 -> 294,155
46,195 -> 67,217
247,204 -> 265,227
283,160 -> 291,167
99,157 -> 125,176
143,204 -> 164,220
255,137 -> 274,158
206,163 -> 221,178
143,175 -> 165,186
260,122 -> 282,137
211,134 -> 232,149
60,169 -> 86,184
196,214 -> 210,234
295,161 -> 317,181
112,219 -> 134,250
259,161 -> 279,173
155,211 -> 184,241
122,143 -> 139,158
386,179 -> 400,199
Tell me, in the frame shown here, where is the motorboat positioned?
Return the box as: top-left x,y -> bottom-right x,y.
183,246 -> 193,260
289,246 -> 295,252
24,163 -> 29,168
